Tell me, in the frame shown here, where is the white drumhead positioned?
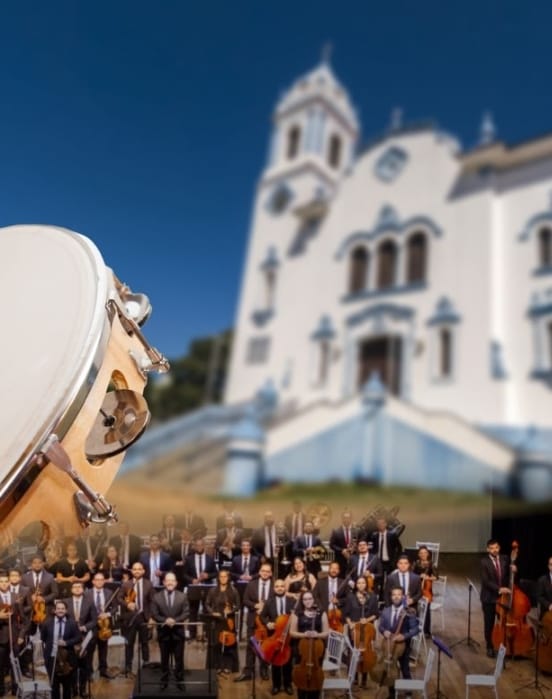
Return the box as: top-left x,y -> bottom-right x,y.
0,224 -> 110,476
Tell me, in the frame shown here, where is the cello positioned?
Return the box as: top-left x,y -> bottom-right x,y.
369,606 -> 408,688
537,610 -> 552,673
491,541 -> 534,657
292,611 -> 325,694
351,593 -> 377,675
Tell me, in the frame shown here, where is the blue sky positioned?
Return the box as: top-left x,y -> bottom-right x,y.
0,1 -> 550,358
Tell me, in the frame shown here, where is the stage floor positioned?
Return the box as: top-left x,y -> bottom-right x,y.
40,572 -> 552,699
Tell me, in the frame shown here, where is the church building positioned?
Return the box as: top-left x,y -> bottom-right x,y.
224,59 -> 552,501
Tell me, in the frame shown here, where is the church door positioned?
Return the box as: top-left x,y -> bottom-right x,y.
357,335 -> 402,395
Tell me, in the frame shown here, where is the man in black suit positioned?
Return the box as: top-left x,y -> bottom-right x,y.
537,556 -> 552,618
0,571 -> 29,697
329,511 -> 359,574
369,516 -> 403,579
139,534 -> 173,589
216,502 -> 243,532
182,538 -> 217,639
252,511 -> 290,573
378,587 -> 419,692
235,563 -> 273,682
260,578 -> 295,695
118,561 -> 154,674
284,500 -> 306,541
215,516 -> 243,568
109,522 -> 142,569
480,539 -> 511,657
152,572 -> 189,690
384,555 -> 422,608
348,539 -> 383,591
170,529 -> 194,590
64,581 -> 97,698
181,509 -> 207,538
314,561 -> 347,615
230,540 -> 260,586
41,600 -> 81,699
293,520 -> 324,577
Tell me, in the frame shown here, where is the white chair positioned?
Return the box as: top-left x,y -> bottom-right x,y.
396,647 -> 435,698
430,576 -> 447,630
410,597 -> 428,666
415,541 -> 440,567
465,644 -> 506,698
322,630 -> 347,674
10,653 -> 51,699
321,647 -> 361,699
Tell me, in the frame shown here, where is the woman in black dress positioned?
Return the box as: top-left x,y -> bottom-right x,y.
284,557 -> 317,600
289,590 -> 329,699
52,540 -> 91,598
412,545 -> 437,635
343,576 -> 379,688
205,569 -> 241,675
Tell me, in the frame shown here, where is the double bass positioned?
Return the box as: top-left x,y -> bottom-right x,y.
538,610 -> 552,673
261,611 -> 293,666
491,541 -> 534,657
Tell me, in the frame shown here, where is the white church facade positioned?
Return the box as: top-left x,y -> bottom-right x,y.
224,60 -> 552,501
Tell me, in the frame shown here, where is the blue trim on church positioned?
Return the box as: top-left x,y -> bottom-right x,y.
427,297 -> 461,326
519,211 -> 552,242
342,281 -> 426,303
347,302 -> 415,328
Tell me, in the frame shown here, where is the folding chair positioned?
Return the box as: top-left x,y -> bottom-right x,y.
465,644 -> 506,698
321,647 -> 361,699
10,652 -> 51,699
396,647 -> 435,698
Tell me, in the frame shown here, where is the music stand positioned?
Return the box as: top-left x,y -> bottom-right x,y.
450,578 -> 480,650
250,635 -> 267,699
515,618 -> 550,697
432,635 -> 453,699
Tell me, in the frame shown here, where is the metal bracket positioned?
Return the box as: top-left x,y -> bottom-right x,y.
39,434 -> 118,527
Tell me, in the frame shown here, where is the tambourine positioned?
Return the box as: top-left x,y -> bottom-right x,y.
0,224 -> 168,550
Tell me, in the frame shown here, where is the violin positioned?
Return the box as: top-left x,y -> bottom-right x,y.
97,588 -> 119,641
328,569 -> 354,633
254,600 -> 268,642
218,602 -> 237,647
538,610 -> 552,673
32,595 -> 47,625
292,613 -> 325,692
491,541 -> 534,657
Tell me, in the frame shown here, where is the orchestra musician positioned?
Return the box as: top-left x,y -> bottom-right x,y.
205,569 -> 241,675
292,521 -> 325,577
537,555 -> 552,618
384,555 -> 422,608
7,567 -> 31,615
378,587 -> 419,697
139,534 -> 173,590
234,562 -> 273,682
369,516 -> 403,579
41,600 -> 81,699
348,539 -> 382,591
52,541 -> 91,600
108,522 -> 142,570
216,502 -> 243,532
412,545 -> 437,635
63,581 -> 97,699
152,572 -> 189,690
97,544 -> 126,589
229,540 -> 260,586
0,570 -> 29,697
284,557 -> 317,600
252,511 -> 281,564
181,508 -> 207,538
88,572 -> 116,679
182,537 -> 217,640
285,500 -> 307,541
343,576 -> 379,688
289,589 -> 330,699
118,561 -> 153,676
329,511 -> 359,574
479,539 -> 511,658
159,514 -> 179,551
260,578 -> 295,696
170,528 -> 194,590
215,516 -> 243,568
76,525 -> 107,574
313,562 -> 347,615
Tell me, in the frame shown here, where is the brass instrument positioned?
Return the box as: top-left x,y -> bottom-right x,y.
307,545 -> 326,561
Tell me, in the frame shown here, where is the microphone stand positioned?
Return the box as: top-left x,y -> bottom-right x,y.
450,578 -> 480,650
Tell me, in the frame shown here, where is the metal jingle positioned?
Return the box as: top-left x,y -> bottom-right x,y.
85,389 -> 150,459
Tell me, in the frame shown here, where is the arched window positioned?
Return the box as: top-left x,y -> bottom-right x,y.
319,339 -> 331,384
265,268 -> 277,308
539,227 -> 552,267
377,240 -> 397,289
406,232 -> 427,283
439,327 -> 452,378
349,246 -> 369,294
328,134 -> 342,169
287,125 -> 301,160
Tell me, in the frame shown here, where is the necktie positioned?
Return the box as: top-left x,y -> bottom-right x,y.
494,557 -> 501,584
401,574 -> 406,593
10,586 -> 15,594
268,529 -> 273,558
345,528 -> 350,547
198,555 -> 203,575
244,557 -> 249,574
58,618 -> 64,641
308,535 -> 312,549
136,580 -> 142,611
96,591 -> 102,612
261,582 -> 267,601
293,515 -> 298,539
278,597 -> 283,616
75,599 -> 81,621
392,608 -> 398,628
34,573 -> 39,589
167,591 -> 173,609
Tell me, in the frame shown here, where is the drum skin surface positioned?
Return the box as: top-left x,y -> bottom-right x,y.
0,225 -> 109,474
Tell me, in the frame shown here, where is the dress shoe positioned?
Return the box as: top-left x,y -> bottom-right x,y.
271,688 -> 280,695
160,682 -> 168,690
486,647 -> 496,658
284,687 -> 294,695
99,671 -> 111,679
261,668 -> 269,681
234,673 -> 252,682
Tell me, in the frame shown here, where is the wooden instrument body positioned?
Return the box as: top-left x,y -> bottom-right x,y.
538,610 -> 552,673
292,637 -> 325,691
261,614 -> 292,666
352,620 -> 377,672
